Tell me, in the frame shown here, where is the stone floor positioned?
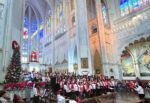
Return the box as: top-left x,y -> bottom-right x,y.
6,88 -> 150,103
82,89 -> 150,103
82,93 -> 139,103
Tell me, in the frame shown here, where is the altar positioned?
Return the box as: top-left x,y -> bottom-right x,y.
28,62 -> 40,72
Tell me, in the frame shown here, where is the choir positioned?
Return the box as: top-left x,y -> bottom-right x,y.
55,73 -> 117,98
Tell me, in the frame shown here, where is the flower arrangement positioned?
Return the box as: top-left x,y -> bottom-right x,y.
3,81 -> 47,91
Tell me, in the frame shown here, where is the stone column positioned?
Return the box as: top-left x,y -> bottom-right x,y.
65,0 -> 75,73
75,0 -> 92,75
132,49 -> 141,78
51,6 -> 56,71
28,6 -> 32,58
95,0 -> 107,74
0,0 -> 11,82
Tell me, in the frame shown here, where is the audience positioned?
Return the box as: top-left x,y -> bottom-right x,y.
1,71 -> 150,103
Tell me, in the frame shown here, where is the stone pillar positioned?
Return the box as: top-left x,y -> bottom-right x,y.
95,0 -> 107,74
66,0 -> 75,73
132,49 -> 141,78
51,6 -> 56,71
0,0 -> 24,82
0,0 -> 10,82
28,6 -> 32,57
75,0 -> 92,75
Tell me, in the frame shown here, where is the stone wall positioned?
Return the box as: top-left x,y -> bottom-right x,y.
112,6 -> 150,79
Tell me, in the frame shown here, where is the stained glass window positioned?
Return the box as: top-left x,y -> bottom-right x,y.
138,0 -> 144,8
132,0 -> 139,10
101,0 -> 109,27
120,0 -> 150,16
39,29 -> 43,39
24,17 -> 29,28
102,4 -> 107,23
124,0 -> 129,15
128,0 -> 133,12
120,0 -> 125,16
31,19 -> 38,34
23,17 -> 29,39
22,17 -> 30,63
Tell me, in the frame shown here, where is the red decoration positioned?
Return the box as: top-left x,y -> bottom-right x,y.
3,81 -> 47,91
30,50 -> 37,62
121,53 -> 130,58
23,31 -> 27,38
12,40 -> 19,50
23,31 -> 26,36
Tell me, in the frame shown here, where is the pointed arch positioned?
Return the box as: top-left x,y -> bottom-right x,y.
94,49 -> 102,74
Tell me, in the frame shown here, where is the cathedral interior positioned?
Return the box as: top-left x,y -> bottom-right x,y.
0,0 -> 150,82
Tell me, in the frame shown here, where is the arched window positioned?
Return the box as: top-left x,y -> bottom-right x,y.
101,0 -> 110,27
120,0 -> 150,16
24,17 -> 29,29
31,19 -> 38,34
92,24 -> 97,34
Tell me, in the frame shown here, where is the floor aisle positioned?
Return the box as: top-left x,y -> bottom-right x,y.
82,90 -> 150,103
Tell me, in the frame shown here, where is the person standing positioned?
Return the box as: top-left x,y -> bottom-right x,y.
64,82 -> 71,98
25,81 -> 31,103
33,84 -> 42,103
69,94 -> 77,103
134,84 -> 145,102
0,90 -> 9,103
57,91 -> 66,103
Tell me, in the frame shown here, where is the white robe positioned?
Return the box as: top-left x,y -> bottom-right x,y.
57,94 -> 66,103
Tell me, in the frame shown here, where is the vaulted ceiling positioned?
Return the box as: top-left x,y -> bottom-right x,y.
25,0 -> 55,24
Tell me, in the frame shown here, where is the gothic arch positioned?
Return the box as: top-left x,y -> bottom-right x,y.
94,49 -> 102,74
119,35 -> 150,57
120,36 -> 150,63
120,36 -> 150,77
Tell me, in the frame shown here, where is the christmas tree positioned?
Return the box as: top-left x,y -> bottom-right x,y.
5,41 -> 21,83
